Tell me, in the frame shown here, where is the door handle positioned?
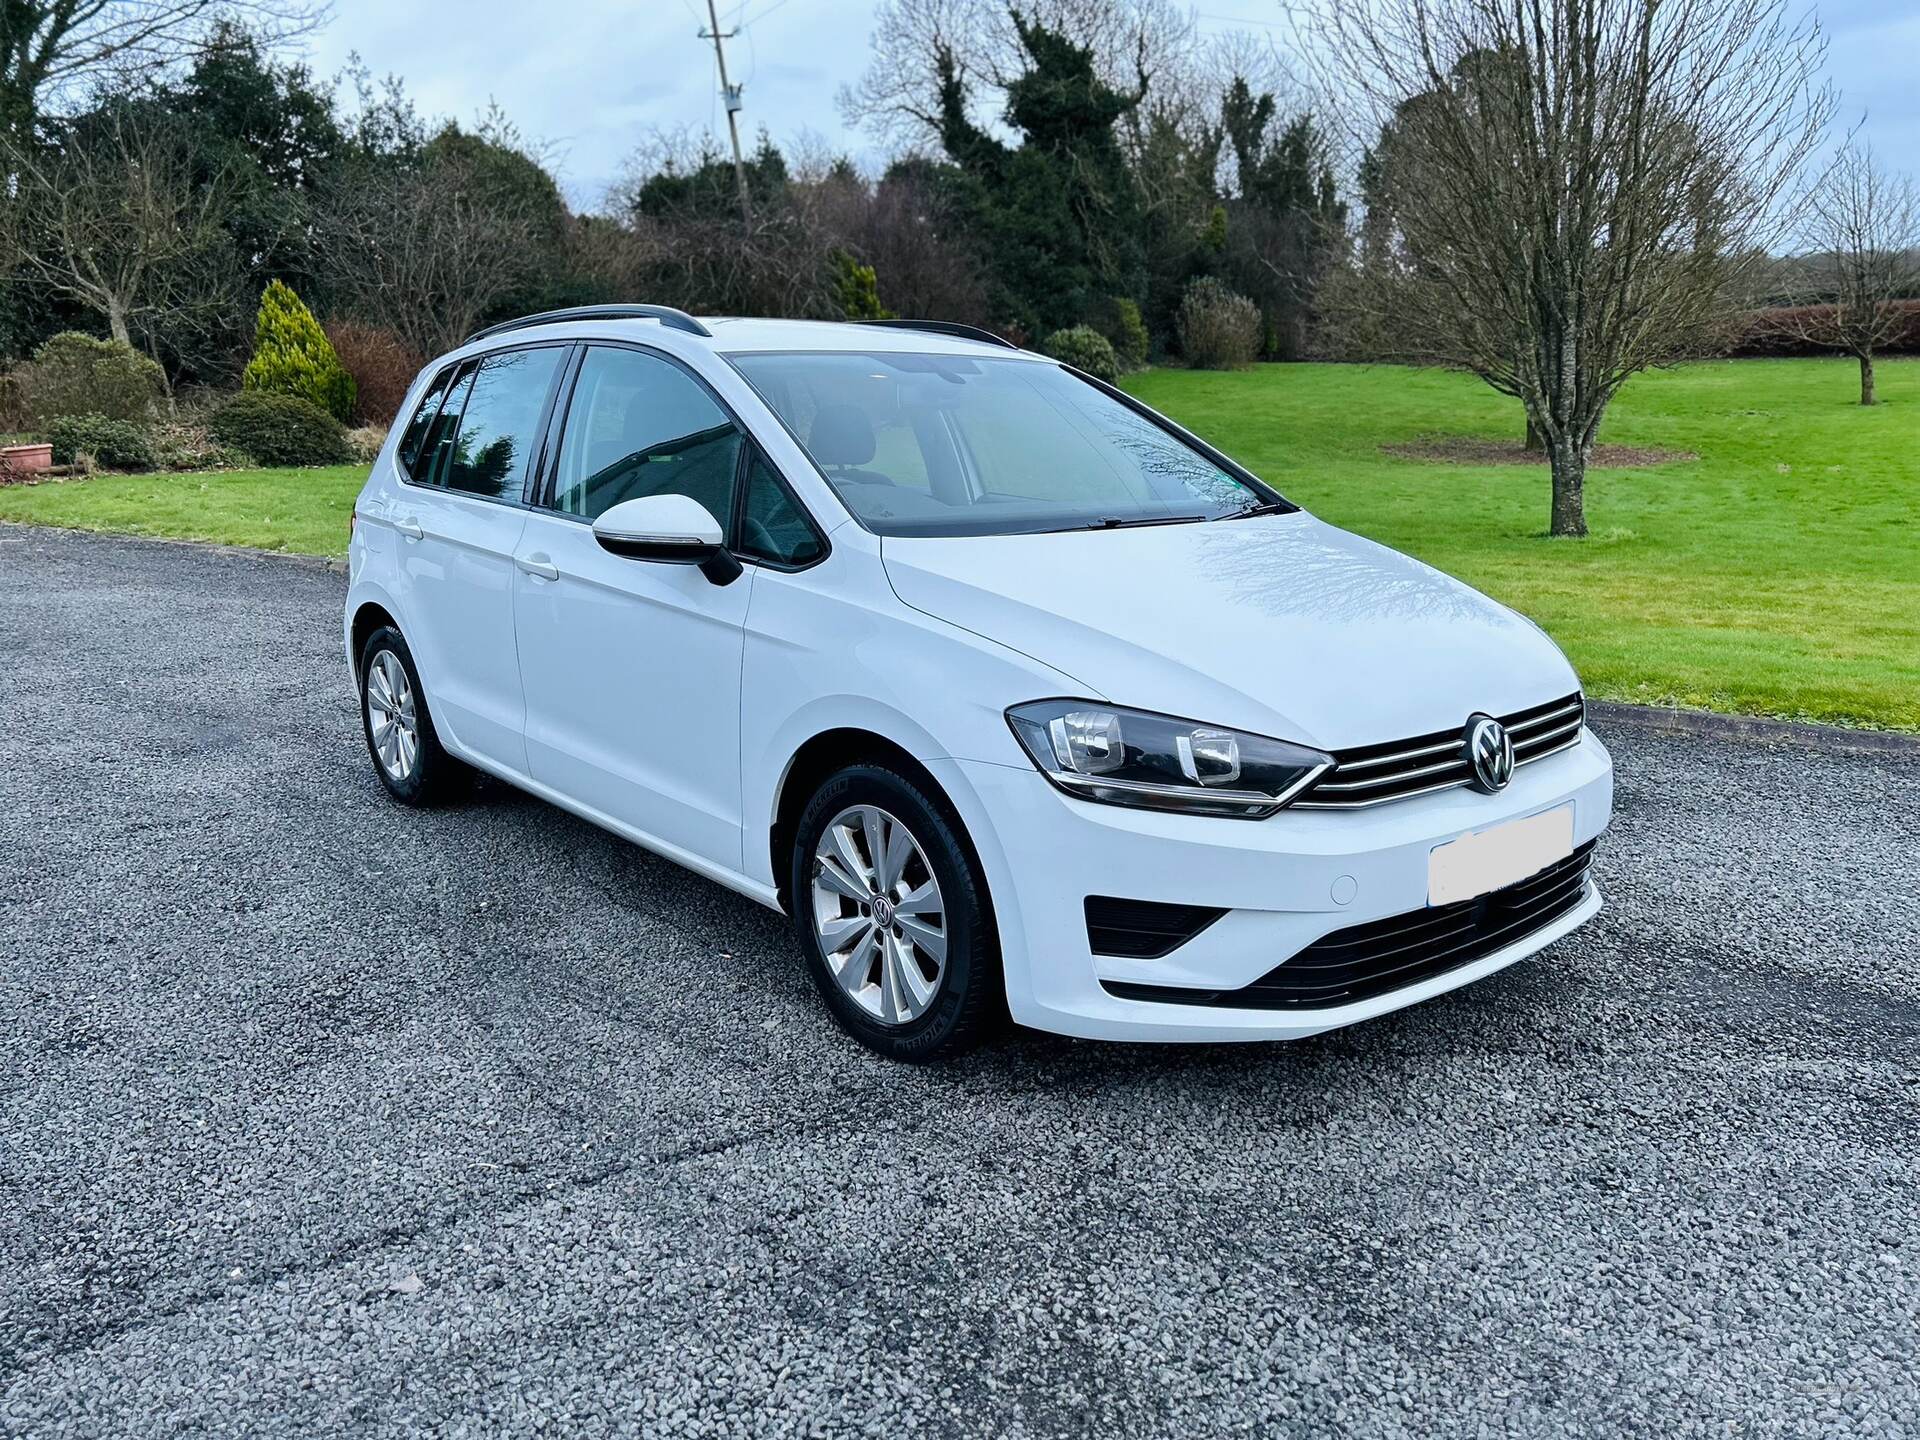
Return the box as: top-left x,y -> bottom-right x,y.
394,517 -> 424,540
516,553 -> 560,582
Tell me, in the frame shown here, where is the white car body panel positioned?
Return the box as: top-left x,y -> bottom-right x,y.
346,313 -> 1614,1043
514,505 -> 753,871
880,513 -> 1577,748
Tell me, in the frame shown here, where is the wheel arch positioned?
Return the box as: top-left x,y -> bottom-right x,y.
349,599 -> 400,675
769,728 -> 978,919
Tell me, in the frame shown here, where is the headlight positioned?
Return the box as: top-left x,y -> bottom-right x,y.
1006,700 -> 1333,818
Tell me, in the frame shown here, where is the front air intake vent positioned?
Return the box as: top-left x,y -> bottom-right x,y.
1085,896 -> 1228,959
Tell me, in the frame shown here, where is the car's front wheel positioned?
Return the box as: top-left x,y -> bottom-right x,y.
357,625 -> 466,805
790,764 -> 1000,1061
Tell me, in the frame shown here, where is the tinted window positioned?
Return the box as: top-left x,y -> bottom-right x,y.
416,366 -> 475,488
739,452 -> 824,566
728,351 -> 1278,538
396,366 -> 453,477
442,347 -> 565,501
551,347 -> 742,524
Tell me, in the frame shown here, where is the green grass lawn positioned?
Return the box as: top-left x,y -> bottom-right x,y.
1125,358 -> 1920,731
0,464 -> 367,559
1,358 -> 1913,728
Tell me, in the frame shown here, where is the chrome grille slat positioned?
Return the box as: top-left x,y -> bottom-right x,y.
1509,701 -> 1583,734
1332,735 -> 1465,771
1513,716 -> 1582,751
1312,755 -> 1471,792
1296,693 -> 1584,810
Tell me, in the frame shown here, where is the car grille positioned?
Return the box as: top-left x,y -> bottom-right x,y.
1293,693 -> 1585,809
1102,841 -> 1596,1011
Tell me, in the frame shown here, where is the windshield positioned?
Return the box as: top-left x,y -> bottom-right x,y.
725,350 -> 1286,538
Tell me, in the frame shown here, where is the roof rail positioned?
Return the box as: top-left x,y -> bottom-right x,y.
466,304 -> 712,344
855,318 -> 1018,350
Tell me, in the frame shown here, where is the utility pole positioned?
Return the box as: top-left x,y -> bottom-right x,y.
700,0 -> 753,229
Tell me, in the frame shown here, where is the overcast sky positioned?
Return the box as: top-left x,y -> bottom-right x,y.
301,0 -> 1920,209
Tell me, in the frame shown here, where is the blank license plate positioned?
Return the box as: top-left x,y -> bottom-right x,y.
1428,805 -> 1573,906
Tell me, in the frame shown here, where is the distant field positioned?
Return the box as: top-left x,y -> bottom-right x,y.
2,358 -> 1914,728
1125,358 -> 1920,730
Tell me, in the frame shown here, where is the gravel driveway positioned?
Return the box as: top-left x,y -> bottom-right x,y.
2,524 -> 1915,1438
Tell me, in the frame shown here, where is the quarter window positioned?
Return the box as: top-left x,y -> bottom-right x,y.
415,366 -> 475,489
396,366 -> 453,479
551,347 -> 743,525
442,347 -> 566,501
739,452 -> 824,566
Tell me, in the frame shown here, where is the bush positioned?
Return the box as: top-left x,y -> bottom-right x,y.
831,250 -> 891,321
209,391 -> 352,467
243,281 -> 357,422
1041,325 -> 1121,383
0,370 -> 29,431
1092,297 -> 1150,370
1177,279 -> 1261,370
20,332 -> 165,423
150,419 -> 248,472
47,413 -> 158,471
324,320 -> 424,426
345,424 -> 389,464
1731,300 -> 1920,357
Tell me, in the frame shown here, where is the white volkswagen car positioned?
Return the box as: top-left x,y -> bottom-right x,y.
344,305 -> 1611,1060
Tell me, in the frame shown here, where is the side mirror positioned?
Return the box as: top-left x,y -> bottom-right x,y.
591,494 -> 742,586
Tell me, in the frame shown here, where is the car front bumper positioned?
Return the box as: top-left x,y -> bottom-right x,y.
935,729 -> 1613,1042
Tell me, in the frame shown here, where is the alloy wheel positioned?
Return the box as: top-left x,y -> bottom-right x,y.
809,804 -> 948,1026
365,650 -> 420,782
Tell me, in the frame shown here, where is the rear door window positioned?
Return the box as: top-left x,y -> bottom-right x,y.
442,347 -> 567,502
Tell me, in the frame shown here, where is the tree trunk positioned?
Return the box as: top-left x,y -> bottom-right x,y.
1548,437 -> 1588,537
1524,414 -> 1545,452
145,332 -> 176,415
105,301 -> 131,347
1860,353 -> 1876,406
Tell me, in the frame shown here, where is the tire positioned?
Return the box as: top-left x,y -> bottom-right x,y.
357,625 -> 467,805
789,764 -> 1001,1061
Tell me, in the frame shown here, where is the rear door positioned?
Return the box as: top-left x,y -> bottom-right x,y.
512,344 -> 754,871
391,343 -> 569,776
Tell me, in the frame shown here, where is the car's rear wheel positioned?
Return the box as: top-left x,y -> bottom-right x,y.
357,626 -> 466,805
790,764 -> 1000,1061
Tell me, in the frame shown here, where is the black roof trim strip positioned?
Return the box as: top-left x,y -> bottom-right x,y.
466,304 -> 712,344
855,319 -> 1019,350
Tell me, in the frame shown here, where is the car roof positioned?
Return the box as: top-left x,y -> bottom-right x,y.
700,316 -> 1030,357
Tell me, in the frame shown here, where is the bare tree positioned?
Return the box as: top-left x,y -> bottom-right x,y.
1309,0 -> 1829,536
1780,143 -> 1920,406
0,0 -> 323,153
316,157 -> 552,358
0,98 -> 243,347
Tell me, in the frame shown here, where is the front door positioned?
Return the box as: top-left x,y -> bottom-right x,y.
513,345 -> 754,872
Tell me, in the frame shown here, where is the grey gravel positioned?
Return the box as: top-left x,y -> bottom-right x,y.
2,523 -> 1916,1438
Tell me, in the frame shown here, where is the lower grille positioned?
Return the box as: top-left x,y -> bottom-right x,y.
1104,842 -> 1595,1011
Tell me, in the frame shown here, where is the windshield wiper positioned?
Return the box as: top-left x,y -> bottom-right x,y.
1218,500 -> 1290,521
1071,513 -> 1209,531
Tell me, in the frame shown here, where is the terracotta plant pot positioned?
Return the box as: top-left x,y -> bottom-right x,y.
1,442 -> 53,475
